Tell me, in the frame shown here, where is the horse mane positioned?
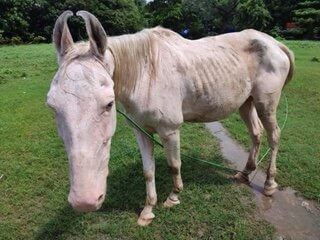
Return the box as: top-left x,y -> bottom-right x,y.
108,28 -> 154,97
62,27 -> 183,97
108,27 -> 183,97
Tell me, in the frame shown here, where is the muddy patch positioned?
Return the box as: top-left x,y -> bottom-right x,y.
206,122 -> 320,240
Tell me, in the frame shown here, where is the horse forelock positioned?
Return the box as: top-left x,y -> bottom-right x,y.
58,41 -> 110,85
63,41 -> 90,62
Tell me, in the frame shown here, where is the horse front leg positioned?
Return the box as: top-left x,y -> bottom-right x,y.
159,129 -> 183,208
133,129 -> 157,226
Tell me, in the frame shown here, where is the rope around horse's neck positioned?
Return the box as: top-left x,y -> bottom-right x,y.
116,92 -> 289,179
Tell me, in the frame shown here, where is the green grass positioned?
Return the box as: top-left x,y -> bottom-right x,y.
0,44 -> 275,239
223,40 -> 320,202
1,40 -> 319,239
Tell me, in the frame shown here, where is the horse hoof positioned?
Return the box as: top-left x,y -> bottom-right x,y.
234,172 -> 249,184
264,183 -> 278,196
137,217 -> 153,226
163,198 -> 180,208
137,212 -> 155,226
263,187 -> 276,196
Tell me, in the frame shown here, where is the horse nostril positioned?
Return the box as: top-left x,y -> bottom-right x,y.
98,194 -> 104,202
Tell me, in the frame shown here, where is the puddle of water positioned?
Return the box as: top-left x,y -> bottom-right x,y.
206,122 -> 320,240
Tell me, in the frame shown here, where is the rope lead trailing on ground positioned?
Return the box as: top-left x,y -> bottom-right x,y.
116,108 -> 246,173
116,92 -> 289,178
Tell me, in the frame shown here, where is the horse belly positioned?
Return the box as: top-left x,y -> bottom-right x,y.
183,87 -> 250,122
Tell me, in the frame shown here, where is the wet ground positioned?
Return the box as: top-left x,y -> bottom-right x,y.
206,122 -> 320,240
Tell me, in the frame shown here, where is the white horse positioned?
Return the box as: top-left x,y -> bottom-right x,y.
47,11 -> 294,226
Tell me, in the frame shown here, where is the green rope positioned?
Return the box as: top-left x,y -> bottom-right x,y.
116,109 -> 164,148
116,109 -> 245,173
180,153 -> 244,173
116,92 -> 289,177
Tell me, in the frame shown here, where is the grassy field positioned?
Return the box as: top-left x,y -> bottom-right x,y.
0,44 -> 274,239
0,40 -> 318,239
223,41 -> 320,202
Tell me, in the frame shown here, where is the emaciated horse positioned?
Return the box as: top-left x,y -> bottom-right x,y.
47,11 -> 294,226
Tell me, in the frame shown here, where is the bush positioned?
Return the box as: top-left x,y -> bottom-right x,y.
10,36 -> 23,45
269,26 -> 283,39
29,35 -> 47,44
0,36 -> 25,45
313,27 -> 320,39
282,27 -> 305,40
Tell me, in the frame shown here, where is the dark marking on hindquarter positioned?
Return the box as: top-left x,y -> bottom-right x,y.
247,39 -> 275,73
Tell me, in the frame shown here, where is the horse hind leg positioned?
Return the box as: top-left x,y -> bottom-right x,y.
253,92 -> 282,196
234,97 -> 263,183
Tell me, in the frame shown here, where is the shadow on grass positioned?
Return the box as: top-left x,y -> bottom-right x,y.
35,206 -> 83,240
102,151 -> 232,213
35,151 -> 232,238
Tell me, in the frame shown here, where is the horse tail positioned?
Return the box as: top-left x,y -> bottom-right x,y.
278,43 -> 295,86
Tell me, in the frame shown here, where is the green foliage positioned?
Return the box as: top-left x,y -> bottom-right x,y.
176,0 -> 271,38
146,0 -> 183,32
30,35 -> 47,44
235,0 -> 271,30
181,0 -> 209,37
10,36 -> 23,45
207,0 -> 241,33
282,27 -> 305,40
264,0 -> 297,29
269,26 -> 283,38
0,0 -> 145,43
0,0 -> 32,41
265,0 -> 320,39
1,0 -> 319,42
293,0 -> 320,39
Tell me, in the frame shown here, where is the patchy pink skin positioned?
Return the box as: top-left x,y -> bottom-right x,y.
48,11 -> 294,224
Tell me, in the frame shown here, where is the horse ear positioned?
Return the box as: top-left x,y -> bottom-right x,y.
53,11 -> 74,62
76,11 -> 107,59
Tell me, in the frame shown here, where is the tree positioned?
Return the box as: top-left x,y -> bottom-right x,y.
0,0 -> 35,42
0,0 -> 145,43
293,0 -> 320,39
146,0 -> 183,32
181,0 -> 204,38
264,0 -> 297,29
210,0 -> 239,32
179,0 -> 272,38
60,0 -> 145,37
182,0 -> 240,35
235,0 -> 271,30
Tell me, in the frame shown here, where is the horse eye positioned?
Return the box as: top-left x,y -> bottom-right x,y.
106,101 -> 114,110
